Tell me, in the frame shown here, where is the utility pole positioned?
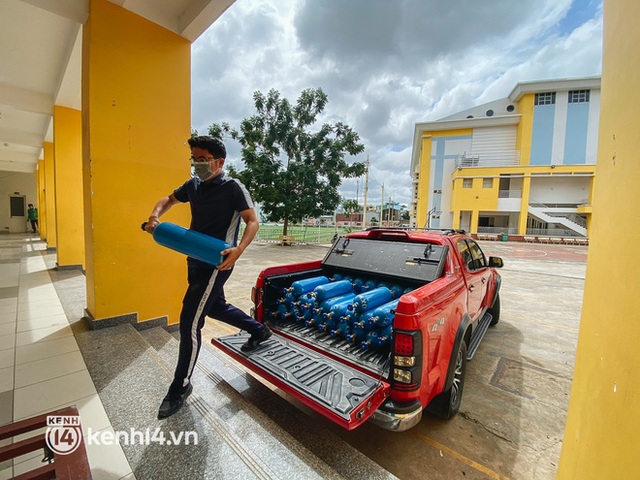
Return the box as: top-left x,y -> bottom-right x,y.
381,183 -> 385,227
362,155 -> 369,229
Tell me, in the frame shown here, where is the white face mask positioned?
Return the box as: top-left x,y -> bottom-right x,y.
193,162 -> 215,181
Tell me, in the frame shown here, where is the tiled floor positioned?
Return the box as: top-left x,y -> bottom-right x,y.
0,234 -> 134,480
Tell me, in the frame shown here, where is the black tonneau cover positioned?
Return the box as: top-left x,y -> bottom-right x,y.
323,237 -> 448,283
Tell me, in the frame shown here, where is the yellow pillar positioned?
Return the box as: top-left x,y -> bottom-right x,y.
517,175 -> 531,235
469,209 -> 479,234
415,136 -> 432,228
558,0 -> 640,477
54,106 -> 85,269
82,0 -> 191,325
36,161 -> 44,237
43,142 -> 57,248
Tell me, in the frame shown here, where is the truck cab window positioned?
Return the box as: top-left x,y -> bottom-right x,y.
468,241 -> 487,269
457,240 -> 475,270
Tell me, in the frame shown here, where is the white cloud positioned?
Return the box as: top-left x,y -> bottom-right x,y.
192,0 -> 603,206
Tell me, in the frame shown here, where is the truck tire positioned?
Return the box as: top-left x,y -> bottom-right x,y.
427,339 -> 468,419
488,292 -> 501,326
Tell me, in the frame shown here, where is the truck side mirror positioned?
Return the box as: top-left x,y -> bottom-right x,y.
488,257 -> 504,268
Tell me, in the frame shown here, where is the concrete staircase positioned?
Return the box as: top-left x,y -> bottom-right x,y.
527,205 -> 587,237
72,321 -> 396,480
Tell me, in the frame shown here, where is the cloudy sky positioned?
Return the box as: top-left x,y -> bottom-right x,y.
191,0 -> 603,207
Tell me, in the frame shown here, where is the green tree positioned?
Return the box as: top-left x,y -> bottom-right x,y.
342,199 -> 360,215
209,88 -> 365,235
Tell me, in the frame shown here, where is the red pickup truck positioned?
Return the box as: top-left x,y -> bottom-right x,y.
211,228 -> 503,432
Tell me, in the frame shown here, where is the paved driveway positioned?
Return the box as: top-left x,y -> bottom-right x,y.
205,240 -> 587,480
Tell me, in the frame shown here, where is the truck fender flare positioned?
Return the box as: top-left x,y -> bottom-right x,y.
443,313 -> 472,391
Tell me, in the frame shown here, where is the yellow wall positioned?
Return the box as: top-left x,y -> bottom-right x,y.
415,129 -> 473,228
83,0 -> 191,323
53,106 -> 85,268
558,0 -> 640,476
515,93 -> 534,166
43,142 -> 56,248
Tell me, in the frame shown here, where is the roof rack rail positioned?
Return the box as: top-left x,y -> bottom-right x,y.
364,226 -> 467,235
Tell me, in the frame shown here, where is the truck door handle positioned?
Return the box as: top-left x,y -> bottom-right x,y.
469,285 -> 475,292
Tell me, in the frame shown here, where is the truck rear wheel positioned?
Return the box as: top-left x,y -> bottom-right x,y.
488,293 -> 501,326
427,339 -> 468,419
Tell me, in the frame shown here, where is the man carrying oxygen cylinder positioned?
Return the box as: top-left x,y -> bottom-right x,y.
144,136 -> 272,419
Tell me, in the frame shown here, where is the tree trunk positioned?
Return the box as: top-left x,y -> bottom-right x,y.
283,214 -> 289,236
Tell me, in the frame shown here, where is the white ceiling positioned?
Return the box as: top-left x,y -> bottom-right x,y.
0,0 -> 234,177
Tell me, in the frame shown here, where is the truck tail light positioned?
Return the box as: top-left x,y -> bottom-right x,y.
394,333 -> 414,355
393,368 -> 413,384
392,330 -> 422,390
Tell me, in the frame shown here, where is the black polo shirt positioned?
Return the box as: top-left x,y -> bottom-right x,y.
173,173 -> 254,247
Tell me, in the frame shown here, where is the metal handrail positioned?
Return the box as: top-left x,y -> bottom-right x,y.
455,151 -> 521,168
529,198 -> 587,228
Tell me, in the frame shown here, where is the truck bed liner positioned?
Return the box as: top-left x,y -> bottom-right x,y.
274,319 -> 392,375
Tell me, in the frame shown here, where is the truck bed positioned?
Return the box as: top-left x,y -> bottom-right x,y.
261,267 -> 426,377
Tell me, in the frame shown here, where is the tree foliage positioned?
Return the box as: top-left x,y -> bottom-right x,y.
209,88 -> 365,234
342,199 -> 360,215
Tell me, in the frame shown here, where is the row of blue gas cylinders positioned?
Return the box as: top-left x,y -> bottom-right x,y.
271,274 -> 412,350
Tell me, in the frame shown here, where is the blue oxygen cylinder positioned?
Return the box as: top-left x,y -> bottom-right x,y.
330,316 -> 352,339
275,303 -> 292,320
317,293 -> 356,316
376,325 -> 394,347
324,296 -> 358,322
359,310 -> 380,331
389,284 -> 404,299
351,287 -> 393,313
366,299 -> 400,329
345,327 -> 366,344
305,311 -> 325,328
318,315 -> 338,333
298,297 -> 317,322
351,277 -> 365,293
351,317 -> 368,332
310,280 -> 354,302
360,330 -> 382,350
277,290 -> 298,307
151,222 -> 232,267
288,276 -> 330,296
361,279 -> 378,292
361,326 -> 394,349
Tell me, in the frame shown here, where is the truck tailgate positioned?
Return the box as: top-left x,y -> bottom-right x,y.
211,332 -> 390,430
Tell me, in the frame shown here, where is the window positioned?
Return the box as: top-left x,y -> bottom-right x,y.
457,240 -> 473,270
483,178 -> 493,188
462,179 -> 473,188
468,240 -> 487,270
535,92 -> 556,105
568,90 -> 590,103
458,240 -> 487,271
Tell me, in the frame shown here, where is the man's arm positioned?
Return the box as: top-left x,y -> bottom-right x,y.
144,193 -> 180,233
217,208 -> 259,270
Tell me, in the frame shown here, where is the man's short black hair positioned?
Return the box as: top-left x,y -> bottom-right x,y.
188,136 -> 226,159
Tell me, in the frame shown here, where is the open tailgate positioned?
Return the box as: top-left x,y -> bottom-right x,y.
211,331 -> 390,430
